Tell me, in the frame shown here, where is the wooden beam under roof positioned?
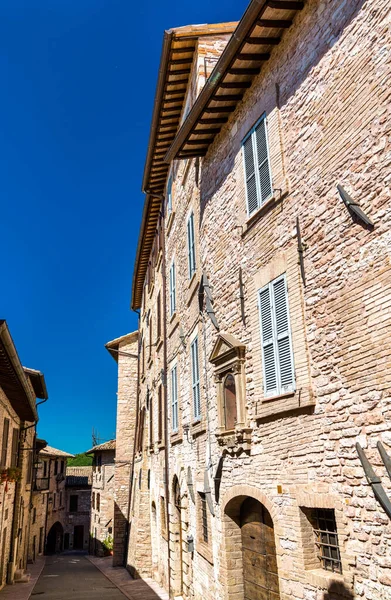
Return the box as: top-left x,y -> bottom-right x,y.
245,36 -> 281,44
267,1 -> 304,9
204,106 -> 235,113
167,68 -> 191,76
166,78 -> 189,86
168,57 -> 193,65
212,94 -> 244,101
220,81 -> 252,88
164,97 -> 185,104
257,18 -> 292,27
228,67 -> 261,75
171,46 -> 196,53
237,52 -> 270,61
199,117 -> 229,124
192,128 -> 221,135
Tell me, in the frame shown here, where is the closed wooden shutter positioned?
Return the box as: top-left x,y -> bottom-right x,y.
259,274 -> 295,397
1,418 -> 9,466
169,261 -> 176,316
171,366 -> 178,431
11,428 -> 19,468
242,114 -> 272,216
167,176 -> 173,215
187,212 -> 196,278
191,337 -> 201,419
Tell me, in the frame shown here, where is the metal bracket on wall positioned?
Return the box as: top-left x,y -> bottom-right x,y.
296,216 -> 307,287
356,442 -> 391,519
337,184 -> 374,229
198,272 -> 219,330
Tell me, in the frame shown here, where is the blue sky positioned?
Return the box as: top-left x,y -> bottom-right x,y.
1,0 -> 248,453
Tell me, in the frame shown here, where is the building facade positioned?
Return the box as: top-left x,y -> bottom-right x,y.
114,1 -> 391,600
64,466 -> 92,552
105,333 -> 138,567
87,440 -> 115,556
0,320 -> 48,589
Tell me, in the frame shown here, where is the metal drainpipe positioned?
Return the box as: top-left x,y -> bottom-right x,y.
123,310 -> 141,569
7,423 -> 25,583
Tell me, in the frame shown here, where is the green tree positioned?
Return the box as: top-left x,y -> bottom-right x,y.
67,453 -> 93,466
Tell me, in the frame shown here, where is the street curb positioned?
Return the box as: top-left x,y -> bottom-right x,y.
85,556 -> 130,598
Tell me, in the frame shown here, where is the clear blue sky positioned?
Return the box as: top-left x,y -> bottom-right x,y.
1,0 -> 248,454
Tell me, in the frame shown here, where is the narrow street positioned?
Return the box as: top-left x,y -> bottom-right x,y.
31,554 -> 126,599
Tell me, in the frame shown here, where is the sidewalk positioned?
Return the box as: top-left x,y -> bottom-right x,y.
86,556 -> 169,600
0,556 -> 45,600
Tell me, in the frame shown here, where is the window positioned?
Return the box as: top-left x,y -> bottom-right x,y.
167,176 -> 173,215
54,460 -> 58,475
1,419 -> 9,466
157,292 -> 162,340
169,261 -> 176,316
258,274 -> 295,397
69,495 -> 78,512
43,460 -> 47,477
60,460 -> 64,474
149,391 -> 154,447
158,385 -> 163,443
60,492 -> 62,507
97,493 -> 100,512
97,454 -> 102,471
171,366 -> 178,432
32,508 -> 36,524
200,493 -> 208,543
92,492 -> 95,509
300,508 -> 342,574
10,428 -> 19,468
191,337 -> 200,420
223,374 -> 237,430
148,314 -> 153,360
160,496 -> 167,537
242,114 -> 272,217
53,493 -> 56,509
187,212 -> 196,279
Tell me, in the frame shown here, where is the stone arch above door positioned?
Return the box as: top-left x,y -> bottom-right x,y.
222,485 -> 282,537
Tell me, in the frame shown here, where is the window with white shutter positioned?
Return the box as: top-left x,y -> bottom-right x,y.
191,337 -> 201,420
171,366 -> 178,432
169,261 -> 176,316
187,212 -> 196,279
167,176 -> 173,215
242,114 -> 272,217
258,274 -> 295,397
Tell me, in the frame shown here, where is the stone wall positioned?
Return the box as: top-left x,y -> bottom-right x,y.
90,449 -> 115,555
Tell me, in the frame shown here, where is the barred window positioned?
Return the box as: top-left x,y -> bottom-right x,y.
200,493 -> 208,543
313,509 -> 342,574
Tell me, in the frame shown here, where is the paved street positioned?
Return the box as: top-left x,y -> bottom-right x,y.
31,554 -> 126,599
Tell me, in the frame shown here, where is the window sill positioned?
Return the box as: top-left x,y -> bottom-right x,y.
191,420 -> 206,438
197,540 -> 214,565
262,391 -> 295,404
305,569 -> 345,590
242,187 -> 289,238
255,388 -> 315,421
171,432 -> 183,446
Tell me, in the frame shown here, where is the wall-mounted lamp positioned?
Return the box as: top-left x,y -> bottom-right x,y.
186,534 -> 194,554
183,424 -> 194,446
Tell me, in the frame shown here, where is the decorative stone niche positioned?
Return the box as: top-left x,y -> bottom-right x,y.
209,333 -> 251,453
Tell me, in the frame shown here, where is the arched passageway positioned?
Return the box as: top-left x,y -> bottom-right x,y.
46,522 -> 64,554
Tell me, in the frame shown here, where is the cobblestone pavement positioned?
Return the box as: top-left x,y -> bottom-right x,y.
31,554 -> 127,599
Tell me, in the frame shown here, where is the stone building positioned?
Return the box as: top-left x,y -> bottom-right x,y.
0,320 -> 48,589
64,466 -> 92,551
124,1 -> 391,599
105,332 -> 138,567
38,445 -> 74,554
86,440 -> 115,556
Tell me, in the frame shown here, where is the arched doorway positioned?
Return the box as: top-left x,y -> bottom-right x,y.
171,476 -> 183,596
240,498 -> 280,599
224,494 -> 280,600
46,522 -> 64,554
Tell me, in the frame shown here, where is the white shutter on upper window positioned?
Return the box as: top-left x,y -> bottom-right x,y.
187,212 -> 196,279
242,114 -> 273,216
169,261 -> 176,316
191,337 -> 201,419
258,274 -> 295,396
171,366 -> 178,432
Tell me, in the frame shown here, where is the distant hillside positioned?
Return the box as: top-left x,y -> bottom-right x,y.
67,452 -> 93,466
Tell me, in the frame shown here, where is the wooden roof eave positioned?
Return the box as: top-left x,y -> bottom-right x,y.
164,0 -> 304,163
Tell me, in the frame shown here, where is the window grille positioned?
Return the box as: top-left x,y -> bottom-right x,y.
200,493 -> 208,543
313,509 -> 342,574
1,418 -> 9,466
10,428 -> 19,468
242,114 -> 272,217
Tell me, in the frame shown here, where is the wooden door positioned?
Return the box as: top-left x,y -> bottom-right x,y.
240,498 -> 280,600
73,525 -> 84,550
